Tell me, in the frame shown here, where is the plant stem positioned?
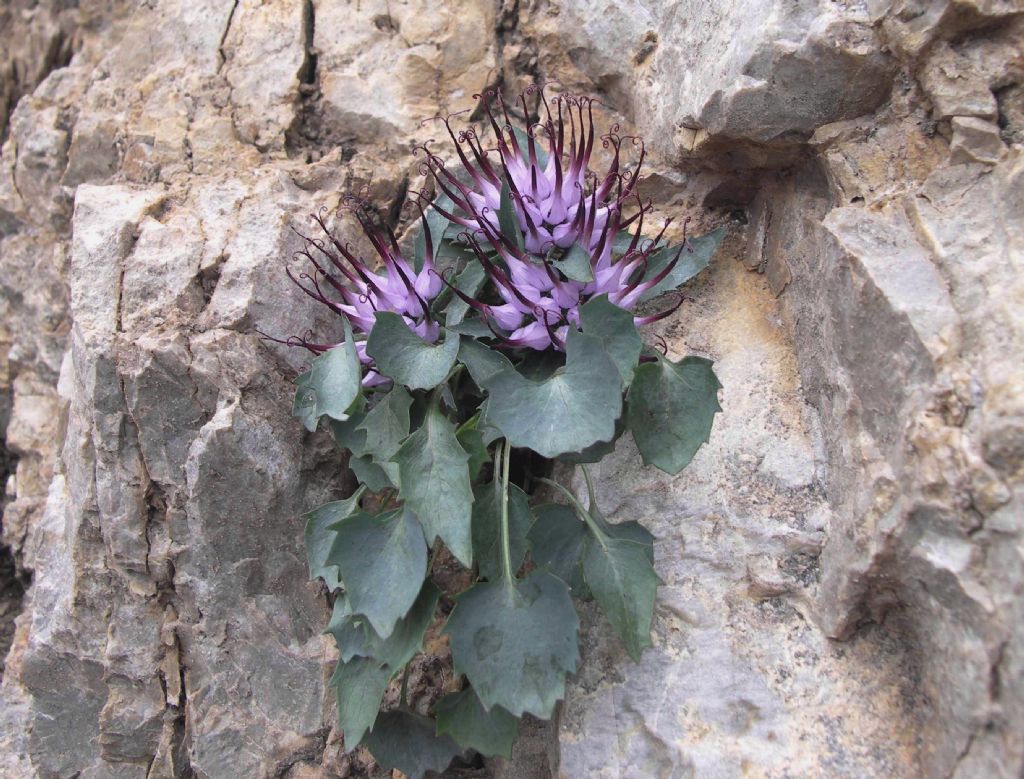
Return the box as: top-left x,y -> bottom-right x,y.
580,464 -> 598,513
499,438 -> 514,582
399,662 -> 411,709
538,476 -> 608,548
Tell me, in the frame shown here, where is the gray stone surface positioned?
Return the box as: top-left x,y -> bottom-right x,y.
0,1 -> 1022,778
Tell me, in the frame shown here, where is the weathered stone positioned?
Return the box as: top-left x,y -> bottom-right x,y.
949,116 -> 1007,164
1,1 -> 1022,778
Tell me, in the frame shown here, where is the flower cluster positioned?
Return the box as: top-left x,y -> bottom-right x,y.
273,86 -> 690,366
268,199 -> 445,385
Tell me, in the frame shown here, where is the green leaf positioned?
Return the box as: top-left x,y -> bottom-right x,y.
326,509 -> 427,638
362,710 -> 465,779
583,535 -> 659,661
327,582 -> 439,669
456,414 -> 490,481
611,229 -> 665,257
557,415 -> 625,465
626,355 -> 722,475
297,320 -> 362,426
393,399 -> 473,566
484,328 -> 623,458
413,193 -> 455,273
445,261 -> 487,327
458,337 -> 514,389
434,689 -> 519,758
527,504 -> 590,598
366,312 -> 460,390
471,482 -> 533,581
348,454 -> 394,492
512,125 -> 549,168
578,294 -> 642,387
330,656 -> 391,747
444,571 -> 579,718
447,318 -> 493,338
639,227 -> 726,302
303,488 -> 365,591
330,411 -> 370,456
553,242 -> 594,282
497,178 -> 524,252
356,386 -> 412,464
292,371 -> 318,432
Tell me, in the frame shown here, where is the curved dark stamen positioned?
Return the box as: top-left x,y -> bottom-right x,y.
635,292 -> 686,325
431,268 -> 490,316
536,307 -> 566,350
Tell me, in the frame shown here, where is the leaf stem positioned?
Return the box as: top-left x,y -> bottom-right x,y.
538,476 -> 608,549
579,464 -> 598,514
399,662 -> 411,709
499,438 -> 514,583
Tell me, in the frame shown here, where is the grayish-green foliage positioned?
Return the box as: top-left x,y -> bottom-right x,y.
361,711 -> 466,779
471,482 -> 533,581
578,294 -> 642,387
445,571 -> 579,718
583,535 -> 660,660
331,657 -> 392,746
294,190 -> 726,768
627,355 -> 722,474
292,320 -> 361,430
484,329 -> 623,457
394,399 -> 474,566
639,226 -> 726,302
303,487 -> 365,592
326,509 -> 427,638
366,312 -> 460,390
554,242 -> 595,282
434,688 -> 519,758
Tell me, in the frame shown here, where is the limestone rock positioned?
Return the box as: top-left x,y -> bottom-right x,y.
1,1 -> 1023,778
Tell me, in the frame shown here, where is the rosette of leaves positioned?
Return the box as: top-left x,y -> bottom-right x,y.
276,87 -> 725,777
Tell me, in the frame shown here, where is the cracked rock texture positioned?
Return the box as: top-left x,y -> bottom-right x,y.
0,1 -> 1021,778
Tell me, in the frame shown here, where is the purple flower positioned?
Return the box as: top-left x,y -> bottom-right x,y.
265,199 -> 445,386
422,87 -> 690,351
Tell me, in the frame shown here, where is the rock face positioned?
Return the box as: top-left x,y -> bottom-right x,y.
1,1 -> 1021,778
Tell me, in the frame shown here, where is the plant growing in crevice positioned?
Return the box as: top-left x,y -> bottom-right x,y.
269,86 -> 725,778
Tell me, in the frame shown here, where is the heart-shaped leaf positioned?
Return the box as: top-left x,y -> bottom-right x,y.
446,261 -> 487,327
471,482 -> 533,581
456,414 -> 490,481
578,294 -> 642,387
393,399 -> 473,566
327,582 -> 439,669
639,227 -> 725,302
527,504 -> 590,598
434,688 -> 519,758
553,242 -> 594,282
292,371 -> 317,432
366,312 -> 459,390
356,386 -> 412,464
330,656 -> 391,747
292,320 -> 362,430
444,571 -> 579,718
484,328 -> 622,458
626,354 -> 722,475
458,337 -> 513,389
361,710 -> 465,779
303,487 -> 365,591
326,509 -> 427,638
348,454 -> 394,492
583,535 -> 659,661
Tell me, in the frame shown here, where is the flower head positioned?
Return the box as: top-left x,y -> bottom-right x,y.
266,197 -> 445,385
421,86 -> 689,350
